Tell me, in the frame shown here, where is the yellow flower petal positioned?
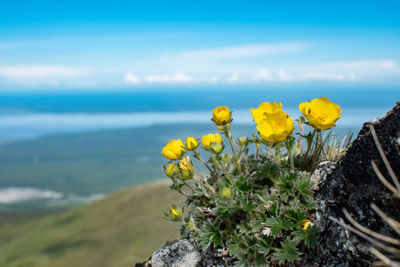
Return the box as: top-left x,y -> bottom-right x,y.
212,106 -> 231,125
202,133 -> 223,150
301,220 -> 312,230
251,102 -> 282,124
256,111 -> 294,143
161,139 -> 186,160
185,136 -> 199,151
299,97 -> 341,130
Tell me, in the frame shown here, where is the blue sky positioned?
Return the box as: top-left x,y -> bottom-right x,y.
0,0 -> 399,90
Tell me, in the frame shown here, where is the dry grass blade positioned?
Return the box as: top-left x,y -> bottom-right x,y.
342,208 -> 400,246
369,124 -> 400,192
370,247 -> 400,267
371,204 -> 400,237
372,160 -> 400,198
329,216 -> 400,255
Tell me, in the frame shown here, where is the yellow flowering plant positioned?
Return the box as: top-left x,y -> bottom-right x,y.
212,106 -> 232,125
256,111 -> 294,143
161,139 -> 185,160
201,133 -> 223,151
161,97 -> 347,266
251,102 -> 283,124
185,136 -> 199,151
299,97 -> 341,130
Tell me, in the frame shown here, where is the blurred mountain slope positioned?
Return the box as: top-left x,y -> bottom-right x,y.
0,179 -> 183,267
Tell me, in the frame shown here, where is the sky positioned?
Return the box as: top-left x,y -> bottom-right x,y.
0,0 -> 400,90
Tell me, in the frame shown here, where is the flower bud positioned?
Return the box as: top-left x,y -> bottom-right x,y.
221,187 -> 232,199
238,136 -> 247,146
169,208 -> 183,221
161,139 -> 185,160
218,124 -> 231,131
202,133 -> 222,151
179,156 -> 194,180
164,163 -> 178,178
221,153 -> 232,163
212,106 -> 231,126
185,136 -> 199,151
210,142 -> 224,155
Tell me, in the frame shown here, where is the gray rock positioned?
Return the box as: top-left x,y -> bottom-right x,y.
310,161 -> 335,190
151,239 -> 201,267
304,102 -> 400,267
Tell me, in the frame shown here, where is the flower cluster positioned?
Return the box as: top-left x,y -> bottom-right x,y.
161,97 -> 342,266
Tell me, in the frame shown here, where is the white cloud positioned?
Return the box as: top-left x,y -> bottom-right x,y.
172,42 -> 308,60
253,60 -> 400,83
173,71 -> 193,82
228,72 -> 240,83
0,65 -> 91,88
145,71 -> 193,83
255,69 -> 274,81
0,65 -> 89,78
125,72 -> 140,84
0,187 -> 62,204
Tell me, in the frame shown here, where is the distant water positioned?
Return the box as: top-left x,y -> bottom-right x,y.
0,108 -> 389,139
0,88 -> 397,139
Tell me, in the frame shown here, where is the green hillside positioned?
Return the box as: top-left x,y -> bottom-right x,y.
0,179 -> 184,267
0,123 -> 253,197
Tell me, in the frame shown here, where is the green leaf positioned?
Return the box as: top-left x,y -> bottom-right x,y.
286,209 -> 306,224
293,226 -> 318,248
228,243 -> 243,258
258,236 -> 273,254
266,217 -> 285,237
240,198 -> 255,213
236,176 -> 252,192
302,195 -> 317,210
274,239 -> 300,264
295,179 -> 314,196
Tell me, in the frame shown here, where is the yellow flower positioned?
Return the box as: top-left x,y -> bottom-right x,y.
185,136 -> 199,151
299,97 -> 341,130
169,208 -> 183,221
179,156 -> 193,179
161,139 -> 185,160
257,111 -> 294,143
300,220 -> 312,230
221,187 -> 232,199
201,133 -> 223,151
212,106 -> 231,125
179,156 -> 193,172
251,102 -> 282,124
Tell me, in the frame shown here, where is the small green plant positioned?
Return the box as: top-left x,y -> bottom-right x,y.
162,97 -> 344,266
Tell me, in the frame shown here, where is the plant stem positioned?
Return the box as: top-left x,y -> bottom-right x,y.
223,125 -> 242,173
289,147 -> 295,173
182,180 -> 195,193
193,151 -> 218,180
217,157 -> 229,176
193,176 -> 215,193
302,129 -> 316,169
255,142 -> 260,160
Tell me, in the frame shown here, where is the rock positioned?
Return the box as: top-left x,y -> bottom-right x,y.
151,239 -> 201,267
149,239 -> 233,267
305,102 -> 400,267
310,161 -> 335,190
